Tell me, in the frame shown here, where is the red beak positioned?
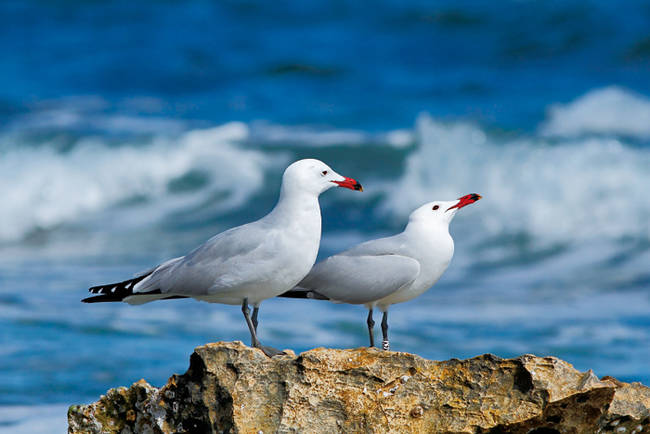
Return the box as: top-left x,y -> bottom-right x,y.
332,177 -> 363,191
446,193 -> 482,211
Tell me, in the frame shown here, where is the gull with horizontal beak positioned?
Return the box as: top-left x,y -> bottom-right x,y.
83,159 -> 363,357
281,194 -> 481,350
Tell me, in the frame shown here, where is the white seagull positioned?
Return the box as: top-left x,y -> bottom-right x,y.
280,194 -> 481,350
83,159 -> 363,356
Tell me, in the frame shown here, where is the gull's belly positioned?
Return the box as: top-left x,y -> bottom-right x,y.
199,235 -> 319,305
376,257 -> 452,309
202,262 -> 313,305
375,276 -> 436,308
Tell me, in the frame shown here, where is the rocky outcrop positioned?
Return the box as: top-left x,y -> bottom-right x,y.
68,341 -> 650,433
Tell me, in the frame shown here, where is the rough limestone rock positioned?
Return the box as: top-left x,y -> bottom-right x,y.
68,341 -> 650,433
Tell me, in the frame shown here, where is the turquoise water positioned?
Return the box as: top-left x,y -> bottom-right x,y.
1,1 -> 649,430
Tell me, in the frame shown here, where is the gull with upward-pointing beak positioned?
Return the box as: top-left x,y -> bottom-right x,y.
281,194 -> 481,350
83,159 -> 362,357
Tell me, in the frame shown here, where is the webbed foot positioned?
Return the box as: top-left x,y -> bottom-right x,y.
255,343 -> 287,357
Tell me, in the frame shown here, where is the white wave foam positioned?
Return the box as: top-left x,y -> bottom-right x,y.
250,122 -> 413,148
0,123 -> 282,242
8,96 -> 187,135
540,86 -> 650,139
5,100 -> 650,248
381,114 -> 650,243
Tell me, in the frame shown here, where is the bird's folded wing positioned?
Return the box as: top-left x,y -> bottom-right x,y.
135,223 -> 266,296
296,254 -> 420,305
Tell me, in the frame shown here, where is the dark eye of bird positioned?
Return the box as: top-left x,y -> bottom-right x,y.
432,205 -> 439,210
322,170 -> 328,175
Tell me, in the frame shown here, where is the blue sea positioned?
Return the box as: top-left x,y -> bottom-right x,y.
1,0 -> 650,431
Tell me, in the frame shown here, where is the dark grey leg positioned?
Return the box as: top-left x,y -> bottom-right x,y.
252,306 -> 259,333
366,309 -> 375,347
241,299 -> 285,357
381,311 -> 389,351
241,298 -> 261,347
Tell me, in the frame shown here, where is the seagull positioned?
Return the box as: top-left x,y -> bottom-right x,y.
82,159 -> 363,356
280,194 -> 481,351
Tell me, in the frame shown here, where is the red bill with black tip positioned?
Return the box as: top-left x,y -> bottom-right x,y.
332,177 -> 363,191
446,193 -> 482,211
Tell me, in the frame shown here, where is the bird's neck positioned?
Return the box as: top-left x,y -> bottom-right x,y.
268,190 -> 321,227
406,218 -> 449,233
404,220 -> 452,244
403,220 -> 455,278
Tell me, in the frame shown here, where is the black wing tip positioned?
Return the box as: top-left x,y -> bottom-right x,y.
84,272 -> 155,303
88,285 -> 106,294
279,289 -> 329,300
82,295 -> 122,303
81,292 -> 187,303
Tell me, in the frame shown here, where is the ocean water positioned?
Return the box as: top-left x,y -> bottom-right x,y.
1,0 -> 650,431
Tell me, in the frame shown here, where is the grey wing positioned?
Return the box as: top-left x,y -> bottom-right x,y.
339,232 -> 410,257
135,222 -> 266,296
182,222 -> 262,267
296,254 -> 420,305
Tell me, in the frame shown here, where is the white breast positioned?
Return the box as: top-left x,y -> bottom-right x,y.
375,228 -> 454,308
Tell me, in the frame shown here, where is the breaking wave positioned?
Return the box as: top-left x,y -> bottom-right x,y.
539,86 -> 650,139
0,122 -> 283,242
3,87 -> 650,251
380,113 -> 650,245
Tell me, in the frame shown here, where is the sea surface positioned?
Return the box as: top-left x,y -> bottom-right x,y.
1,1 -> 650,431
